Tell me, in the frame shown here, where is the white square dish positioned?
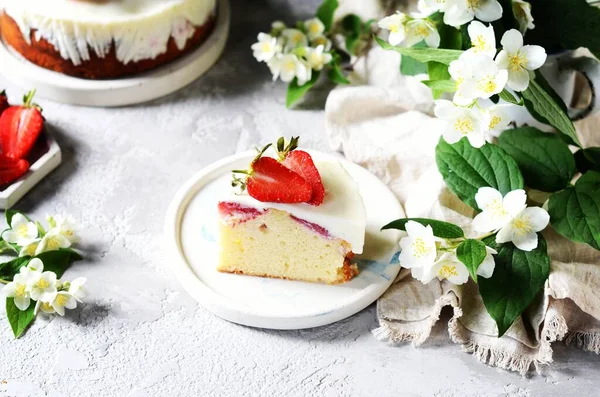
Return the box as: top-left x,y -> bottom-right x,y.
0,127 -> 62,209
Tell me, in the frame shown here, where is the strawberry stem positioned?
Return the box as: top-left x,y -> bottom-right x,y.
252,143 -> 272,164
276,137 -> 285,153
231,173 -> 249,193
231,142 -> 276,194
276,136 -> 299,161
22,89 -> 41,111
23,90 -> 35,106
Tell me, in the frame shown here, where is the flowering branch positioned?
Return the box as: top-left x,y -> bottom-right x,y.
252,0 -> 379,108
378,0 -> 600,337
0,210 -> 87,338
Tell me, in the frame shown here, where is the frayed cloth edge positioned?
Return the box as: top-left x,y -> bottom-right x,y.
375,301 -> 574,375
565,331 -> 600,354
373,294 -> 459,346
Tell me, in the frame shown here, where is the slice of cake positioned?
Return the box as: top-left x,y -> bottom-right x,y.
216,139 -> 366,284
1,0 -> 217,79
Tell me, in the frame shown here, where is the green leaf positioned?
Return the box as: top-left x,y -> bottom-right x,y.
427,61 -> 451,80
0,238 -> 20,254
498,127 -> 577,192
421,80 -> 456,94
427,61 -> 452,98
36,248 -> 83,278
499,89 -> 522,105
0,240 -> 14,254
0,256 -> 31,281
341,14 -> 362,55
460,24 -> 471,51
401,55 -> 428,76
375,37 -> 463,65
316,0 -> 339,31
345,36 -> 359,56
426,63 -> 452,98
575,148 -> 600,174
7,243 -> 20,254
381,218 -> 464,239
427,15 -> 462,91
400,42 -> 428,76
437,23 -> 462,50
62,247 -> 84,261
548,171 -> 600,250
327,63 -> 350,85
521,72 -> 581,147
479,236 -> 550,337
526,0 -> 600,59
456,239 -> 488,283
534,71 -> 569,113
341,14 -> 362,32
6,298 -> 35,339
435,138 -> 525,209
286,71 -> 321,109
522,72 -> 568,128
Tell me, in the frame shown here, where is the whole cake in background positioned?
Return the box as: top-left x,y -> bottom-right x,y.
0,0 -> 217,79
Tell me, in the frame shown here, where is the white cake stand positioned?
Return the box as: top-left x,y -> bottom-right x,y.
165,150 -> 404,330
0,0 -> 230,107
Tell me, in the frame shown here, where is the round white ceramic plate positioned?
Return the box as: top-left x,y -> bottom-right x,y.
0,0 -> 230,107
164,150 -> 405,330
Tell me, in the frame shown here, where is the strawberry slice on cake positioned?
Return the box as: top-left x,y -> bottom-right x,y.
216,137 -> 366,284
275,136 -> 325,206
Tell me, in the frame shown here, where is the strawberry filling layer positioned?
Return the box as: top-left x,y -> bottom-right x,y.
219,202 -> 333,239
218,202 -> 264,224
290,215 -> 331,239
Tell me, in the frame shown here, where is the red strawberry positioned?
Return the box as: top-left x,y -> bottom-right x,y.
0,156 -> 29,186
0,91 -> 8,117
246,157 -> 312,203
282,150 -> 325,206
232,144 -> 313,203
0,90 -> 44,160
275,137 -> 325,206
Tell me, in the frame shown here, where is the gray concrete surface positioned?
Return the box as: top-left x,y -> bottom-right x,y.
1,1 -> 599,396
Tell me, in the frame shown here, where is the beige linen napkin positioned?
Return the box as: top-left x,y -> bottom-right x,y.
324,55 -> 600,373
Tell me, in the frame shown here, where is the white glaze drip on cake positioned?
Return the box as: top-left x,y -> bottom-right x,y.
3,0 -> 216,65
223,160 -> 367,254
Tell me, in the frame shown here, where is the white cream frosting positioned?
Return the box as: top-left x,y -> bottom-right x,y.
223,160 -> 367,254
3,0 -> 216,65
